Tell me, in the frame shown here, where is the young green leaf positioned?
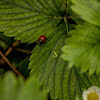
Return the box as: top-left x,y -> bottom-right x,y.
0,71 -> 47,100
71,0 -> 100,27
62,23 -> 100,75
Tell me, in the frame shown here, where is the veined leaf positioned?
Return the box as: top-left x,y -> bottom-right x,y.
62,23 -> 100,75
0,72 -> 47,100
29,23 -> 100,100
0,0 -> 65,43
71,0 -> 100,27
29,24 -> 68,99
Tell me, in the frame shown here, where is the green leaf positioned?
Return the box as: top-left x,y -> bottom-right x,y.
0,71 -> 47,100
71,0 -> 100,26
29,24 -> 68,99
62,23 -> 100,75
29,23 -> 100,100
0,0 -> 65,43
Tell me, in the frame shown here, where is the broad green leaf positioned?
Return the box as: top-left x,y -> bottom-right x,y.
62,23 -> 100,75
29,23 -> 100,100
29,24 -> 68,99
0,0 -> 66,43
71,0 -> 100,27
0,71 -> 47,100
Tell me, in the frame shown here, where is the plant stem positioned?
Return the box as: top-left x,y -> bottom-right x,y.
13,48 -> 31,54
64,16 -> 69,36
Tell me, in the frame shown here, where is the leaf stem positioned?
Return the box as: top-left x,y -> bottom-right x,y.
13,48 -> 31,54
49,16 -> 64,19
64,16 -> 69,36
5,40 -> 20,56
67,16 -> 80,19
67,0 -> 71,8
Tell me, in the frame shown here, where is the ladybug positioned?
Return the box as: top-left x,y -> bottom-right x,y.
38,35 -> 46,44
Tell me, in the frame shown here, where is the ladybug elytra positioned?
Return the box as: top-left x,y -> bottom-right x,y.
38,35 -> 46,44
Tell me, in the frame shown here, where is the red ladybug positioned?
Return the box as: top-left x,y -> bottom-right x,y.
38,35 -> 46,44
